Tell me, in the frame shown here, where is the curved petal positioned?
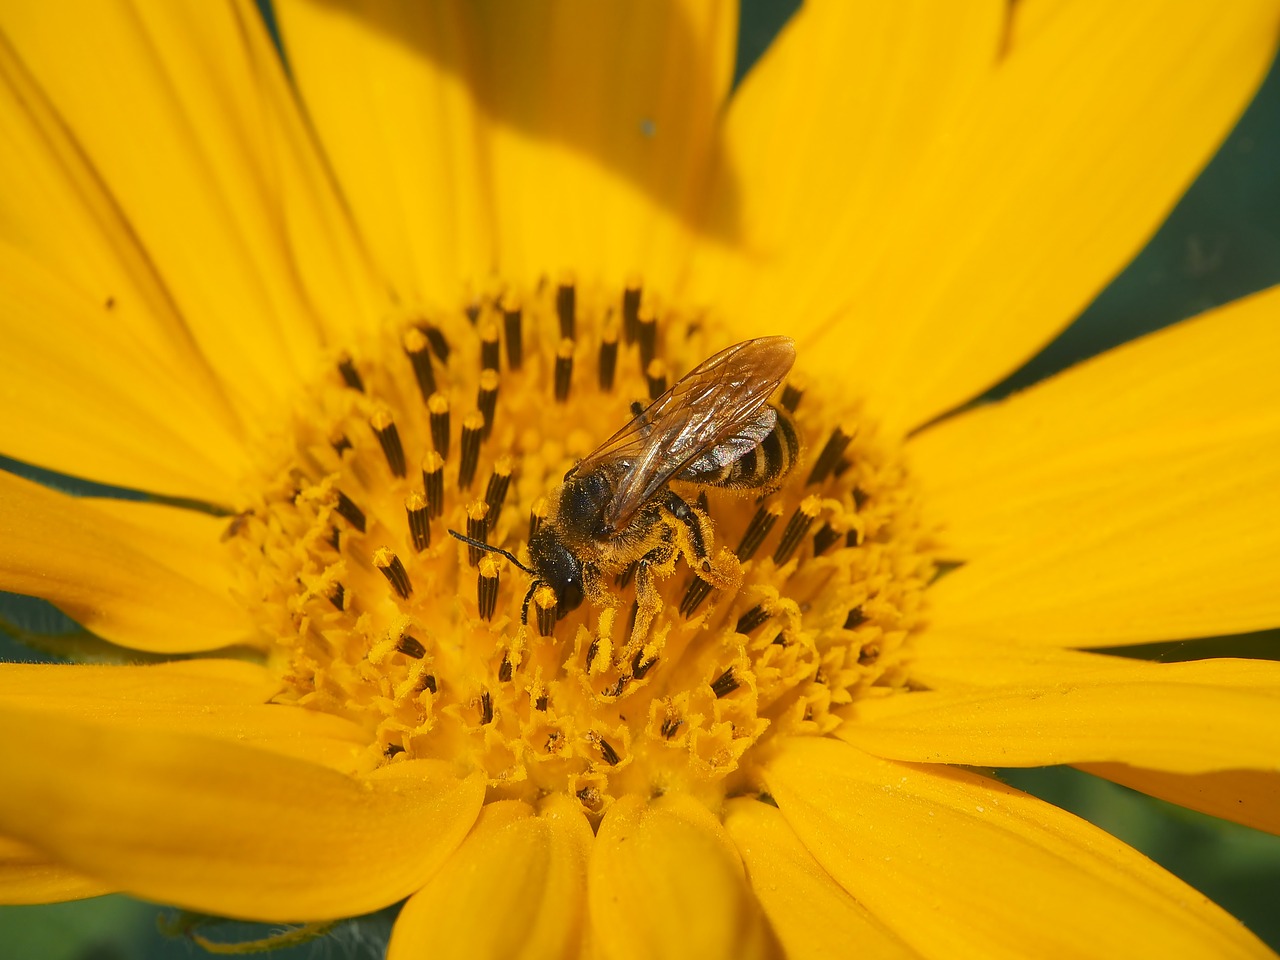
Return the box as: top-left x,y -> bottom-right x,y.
723,797 -> 917,959
0,473 -> 253,653
388,795 -> 592,960
764,736 -> 1272,959
0,659 -> 367,771
0,836 -> 112,905
0,705 -> 486,922
1080,764 -> 1280,838
588,792 -> 774,960
918,288 -> 1280,647
838,657 -> 1280,774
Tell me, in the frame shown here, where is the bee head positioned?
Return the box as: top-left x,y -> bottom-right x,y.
529,524 -> 585,615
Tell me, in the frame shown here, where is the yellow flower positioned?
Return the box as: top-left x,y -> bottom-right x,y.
0,1 -> 1278,958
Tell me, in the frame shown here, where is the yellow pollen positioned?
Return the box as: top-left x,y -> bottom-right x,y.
223,277 -> 935,816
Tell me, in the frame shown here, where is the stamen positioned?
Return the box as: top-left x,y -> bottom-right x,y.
485,456 -> 513,520
385,744 -> 406,758
780,381 -> 803,413
622,278 -> 642,345
660,715 -> 683,739
598,324 -> 619,391
595,734 -> 621,766
585,638 -> 600,671
328,583 -> 345,610
479,690 -> 493,725
478,556 -> 499,620
859,643 -> 880,665
735,606 -> 770,635
458,412 -> 485,490
477,368 -> 500,440
397,633 -> 426,659
331,433 -> 352,456
423,324 -> 451,362
429,394 -> 451,459
736,502 -> 783,561
679,577 -> 713,618
554,339 -> 574,402
337,353 -> 364,392
807,425 -> 854,486
335,490 -> 366,533
846,527 -> 863,548
710,668 -> 739,699
637,310 -> 657,369
632,649 -> 658,679
422,452 -> 445,519
774,496 -> 822,565
844,607 -> 866,629
420,675 -> 438,694
406,492 -> 431,551
813,522 -> 841,556
403,328 -> 436,402
556,275 -> 576,340
502,297 -> 523,370
374,548 -> 412,599
534,587 -> 557,637
465,501 -> 489,566
480,321 -> 500,372
371,408 -> 407,478
646,359 -> 667,400
498,652 -> 513,681
529,498 -> 548,540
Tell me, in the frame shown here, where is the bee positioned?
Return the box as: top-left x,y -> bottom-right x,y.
452,336 -> 799,626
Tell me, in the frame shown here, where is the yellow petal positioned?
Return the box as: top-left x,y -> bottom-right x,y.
723,797 -> 915,959
0,659 -> 367,771
0,705 -> 485,921
588,793 -> 774,960
0,472 -> 253,653
838,656 -> 1280,774
0,836 -> 112,905
1080,764 -> 1280,838
764,737 -> 1271,959
918,287 -> 1280,646
388,795 -> 592,960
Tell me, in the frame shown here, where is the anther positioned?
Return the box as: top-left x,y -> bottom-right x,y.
422,324 -> 450,362
336,353 -> 364,392
420,674 -> 438,694
596,734 -> 621,766
428,394 -> 451,460
632,649 -> 658,679
736,502 -> 783,561
328,526 -> 341,550
502,297 -> 523,370
859,643 -> 880,665
813,522 -> 841,556
477,368 -> 500,440
498,651 -> 512,681
529,498 -> 548,540
710,668 -> 740,699
465,501 -> 489,566
371,408 -> 407,478
485,456 -> 513,520
478,556 -> 499,620
396,633 -> 426,659
774,496 -> 822,565
679,577 -> 713,618
534,587 -> 558,638
636,309 -> 657,369
406,492 -> 431,551
331,433 -> 352,456
480,321 -> 500,372
585,638 -> 600,671
844,606 -> 866,629
622,278 -> 642,344
535,692 -> 549,711
458,412 -> 485,490
852,486 -> 870,511
646,359 -> 667,400
403,327 -> 437,402
660,715 -> 683,739
479,690 -> 493,725
598,323 -> 619,391
846,527 -> 862,548
465,302 -> 481,325
735,606 -> 770,635
385,744 -> 406,758
554,338 -> 574,402
374,547 -> 413,599
328,583 -> 345,610
577,786 -> 604,813
422,452 -> 445,519
556,275 -> 576,340
807,425 -> 855,486
335,490 -> 367,533
780,381 -> 804,413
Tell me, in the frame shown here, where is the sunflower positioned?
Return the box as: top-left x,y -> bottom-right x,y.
0,1 -> 1278,957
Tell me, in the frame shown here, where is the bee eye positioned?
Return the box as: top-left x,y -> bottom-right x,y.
557,578 -> 584,615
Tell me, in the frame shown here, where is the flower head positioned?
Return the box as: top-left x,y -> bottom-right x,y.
0,2 -> 1278,958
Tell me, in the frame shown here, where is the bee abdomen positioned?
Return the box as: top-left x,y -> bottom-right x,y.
687,405 -> 798,491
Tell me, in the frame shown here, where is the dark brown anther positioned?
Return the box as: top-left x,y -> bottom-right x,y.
807,425 -> 854,486
384,744 -> 406,758
735,605 -> 770,635
585,638 -> 600,671
780,381 -> 803,413
813,522 -> 841,556
605,676 -> 629,698
328,525 -> 341,550
328,583 -> 345,610
529,498 -> 548,540
396,633 -> 426,659
335,490 -> 367,533
535,589 -> 557,638
422,451 -> 445,519
615,561 -> 637,589
331,433 -> 352,456
374,548 -> 413,599
859,643 -> 880,665
479,556 -> 500,620
846,527 -> 862,548
852,486 -> 869,510
535,692 -> 549,711
403,328 -> 436,402
406,492 -> 430,551
465,500 -> 489,566
710,668 -> 739,699
632,650 -> 658,679
773,497 -> 821,565
844,606 -> 866,630
479,690 -> 493,724
421,323 -> 451,362
420,674 -> 438,694
497,651 -> 512,682
622,278 -> 642,344
458,412 -> 485,490
645,359 -> 667,400
427,393 -> 451,460
833,457 -> 853,479
485,456 -> 513,520
554,338 -> 574,402
660,715 -> 683,739
577,786 -> 604,813
636,310 -> 657,369
371,409 -> 407,478
598,324 -> 619,391
736,502 -> 782,561
679,577 -> 713,618
502,297 -> 523,370
556,275 -> 576,340
337,353 -> 364,392
593,733 -> 620,766
480,321 -> 500,372
477,368 -> 499,440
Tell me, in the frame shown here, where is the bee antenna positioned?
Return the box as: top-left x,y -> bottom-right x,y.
446,529 -> 534,575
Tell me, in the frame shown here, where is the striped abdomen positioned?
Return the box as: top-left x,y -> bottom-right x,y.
680,404 -> 799,492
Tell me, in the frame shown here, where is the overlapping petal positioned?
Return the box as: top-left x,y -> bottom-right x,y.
0,837 -> 112,906
1079,765 -> 1280,837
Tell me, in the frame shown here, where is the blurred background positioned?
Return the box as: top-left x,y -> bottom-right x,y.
1,1 -> 1278,956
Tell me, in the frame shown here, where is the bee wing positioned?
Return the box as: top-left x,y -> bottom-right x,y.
575,337 -> 796,533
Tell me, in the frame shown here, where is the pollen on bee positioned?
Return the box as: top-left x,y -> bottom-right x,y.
374,547 -> 413,599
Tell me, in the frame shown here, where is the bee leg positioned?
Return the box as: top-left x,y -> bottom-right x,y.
630,543 -> 674,646
520,579 -> 542,625
582,562 -> 615,609
662,490 -> 713,573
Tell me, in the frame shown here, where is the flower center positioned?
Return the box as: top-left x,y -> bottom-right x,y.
224,276 -> 934,814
